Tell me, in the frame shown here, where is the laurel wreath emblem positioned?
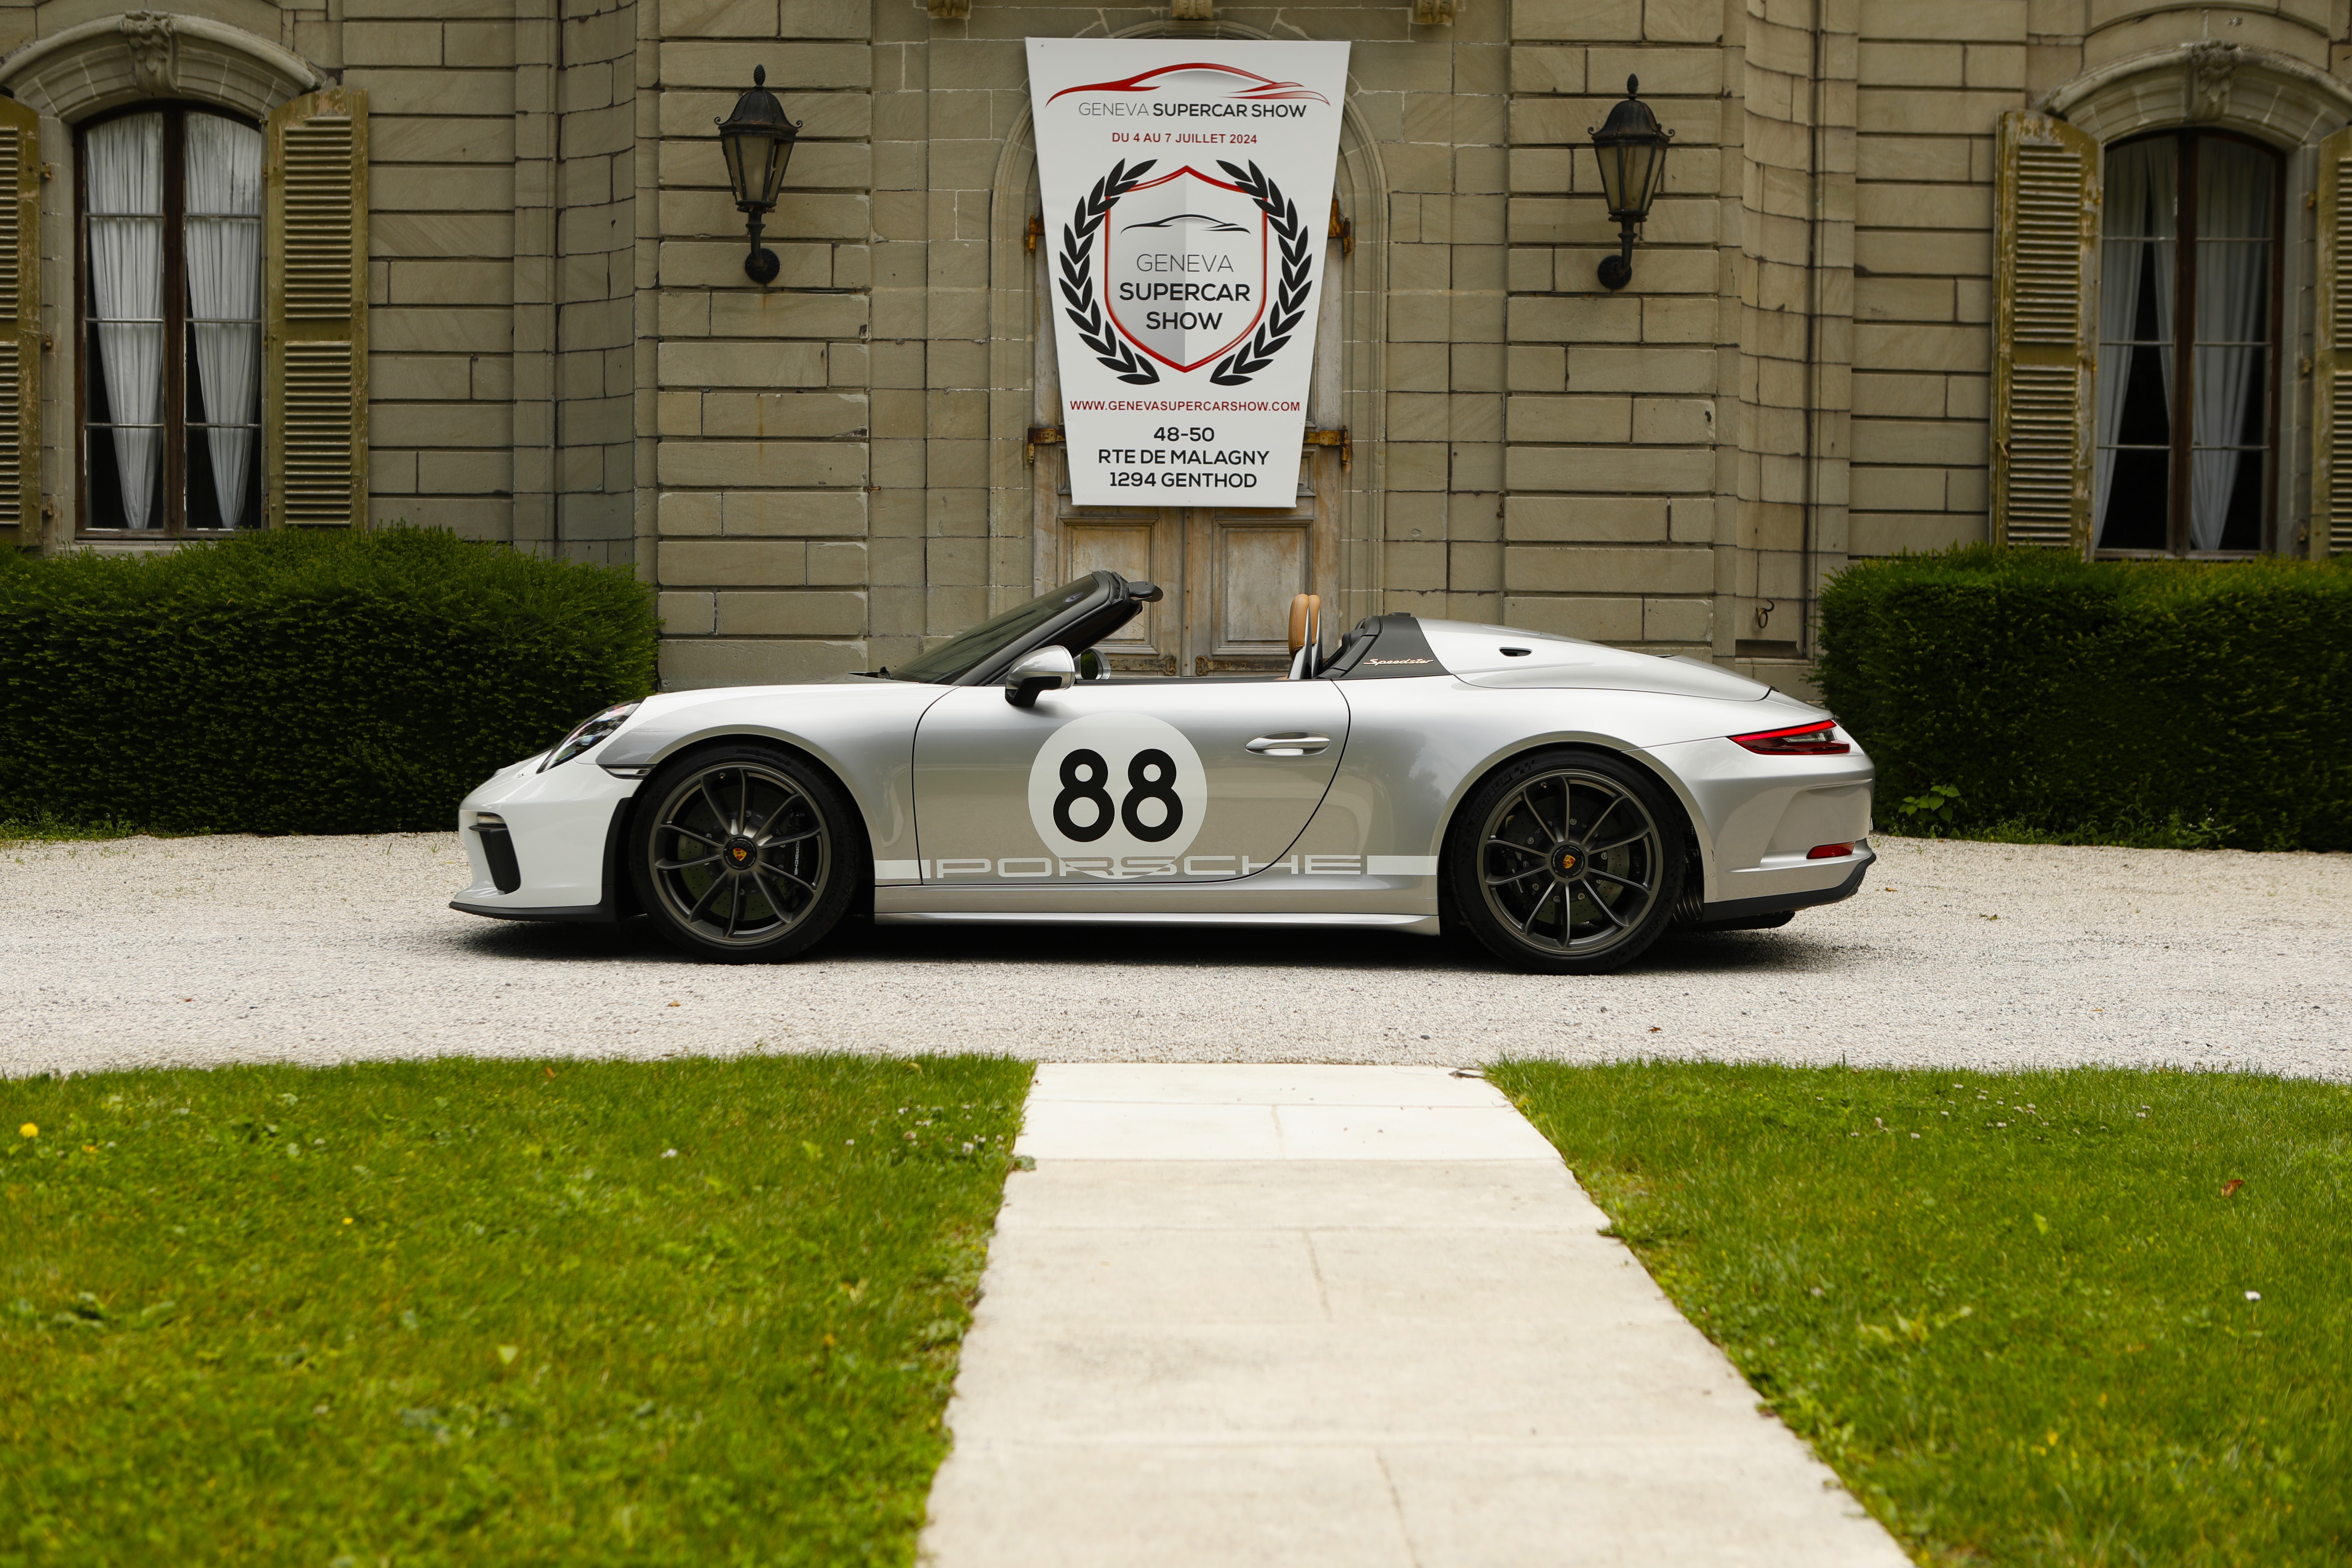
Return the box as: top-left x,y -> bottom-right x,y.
1058,159 -> 1163,386
1208,160 -> 1313,388
1057,158 -> 1316,389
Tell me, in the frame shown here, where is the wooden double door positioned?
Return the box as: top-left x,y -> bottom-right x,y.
1033,444 -> 1342,676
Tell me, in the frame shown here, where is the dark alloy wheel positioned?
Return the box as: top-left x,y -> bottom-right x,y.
1444,748 -> 1687,974
628,745 -> 857,962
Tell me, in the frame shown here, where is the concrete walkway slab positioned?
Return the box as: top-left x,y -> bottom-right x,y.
918,1065 -> 1909,1568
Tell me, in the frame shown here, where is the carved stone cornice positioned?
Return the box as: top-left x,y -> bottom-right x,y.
0,13 -> 324,121
2041,42 -> 2352,149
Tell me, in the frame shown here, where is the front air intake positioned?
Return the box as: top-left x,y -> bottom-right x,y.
473,814 -> 522,894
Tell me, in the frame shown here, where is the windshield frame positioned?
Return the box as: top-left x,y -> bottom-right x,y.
883,571 -> 1132,686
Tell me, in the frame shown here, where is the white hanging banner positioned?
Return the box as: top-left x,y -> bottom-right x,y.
1027,39 -> 1350,508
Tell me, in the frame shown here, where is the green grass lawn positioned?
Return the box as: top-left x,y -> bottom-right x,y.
1,1053 -> 1032,1567
1489,1061 -> 2352,1568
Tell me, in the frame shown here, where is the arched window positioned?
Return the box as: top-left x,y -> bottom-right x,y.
2094,131 -> 2281,556
79,105 -> 264,534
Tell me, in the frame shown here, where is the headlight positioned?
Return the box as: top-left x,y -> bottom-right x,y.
540,701 -> 641,771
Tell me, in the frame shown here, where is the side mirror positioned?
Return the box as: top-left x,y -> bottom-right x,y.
1005,645 -> 1077,708
1075,648 -> 1107,682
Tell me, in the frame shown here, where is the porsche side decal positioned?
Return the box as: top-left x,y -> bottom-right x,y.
873,855 -> 1438,880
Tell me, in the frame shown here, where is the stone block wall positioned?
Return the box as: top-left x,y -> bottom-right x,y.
648,0 -> 872,686
350,0 -> 521,542
14,0 -> 2344,680
514,0 -> 640,567
1846,0 -> 2015,562
353,0 -> 637,561
1503,0 -> 1731,658
650,0 -> 1771,686
1349,0 -> 1506,632
1722,0 -> 1854,667
552,0 -> 635,560
626,0 -> 2338,691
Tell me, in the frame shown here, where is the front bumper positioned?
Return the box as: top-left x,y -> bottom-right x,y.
451,757 -> 640,921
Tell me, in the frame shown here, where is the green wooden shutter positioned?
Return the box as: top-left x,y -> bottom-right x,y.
2311,126 -> 2352,558
0,95 -> 38,547
1992,112 -> 2099,552
265,88 -> 368,528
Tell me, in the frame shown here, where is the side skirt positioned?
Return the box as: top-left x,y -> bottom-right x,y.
876,910 -> 1442,935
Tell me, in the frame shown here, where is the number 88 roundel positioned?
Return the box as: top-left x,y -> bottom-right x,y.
1026,712 -> 1208,865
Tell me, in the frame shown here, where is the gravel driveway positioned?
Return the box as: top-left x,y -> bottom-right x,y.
4,834 -> 2345,1079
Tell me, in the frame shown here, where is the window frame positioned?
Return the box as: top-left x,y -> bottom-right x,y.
2094,127 -> 2287,561
73,101 -> 266,538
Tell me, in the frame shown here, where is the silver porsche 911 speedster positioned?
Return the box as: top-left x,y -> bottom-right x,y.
453,571 -> 1874,974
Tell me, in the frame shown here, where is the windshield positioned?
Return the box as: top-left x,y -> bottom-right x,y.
886,576 -> 1104,684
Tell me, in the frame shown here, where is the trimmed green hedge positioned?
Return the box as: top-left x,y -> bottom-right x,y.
1816,546 -> 2352,851
0,528 -> 657,835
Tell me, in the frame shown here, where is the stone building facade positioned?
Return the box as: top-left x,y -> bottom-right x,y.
2,0 -> 2345,690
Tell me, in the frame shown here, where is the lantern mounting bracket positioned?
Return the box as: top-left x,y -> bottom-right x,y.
742,214 -> 779,287
1598,220 -> 1637,291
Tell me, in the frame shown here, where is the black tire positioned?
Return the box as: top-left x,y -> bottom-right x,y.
627,744 -> 858,963
1443,747 -> 1688,975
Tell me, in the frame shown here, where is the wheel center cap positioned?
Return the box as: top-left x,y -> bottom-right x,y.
1556,845 -> 1582,875
725,839 -> 757,869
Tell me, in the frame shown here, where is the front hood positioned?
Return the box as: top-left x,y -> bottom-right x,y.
589,678 -> 948,772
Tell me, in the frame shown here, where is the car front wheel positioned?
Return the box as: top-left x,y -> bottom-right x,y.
1445,748 -> 1686,975
628,744 -> 856,962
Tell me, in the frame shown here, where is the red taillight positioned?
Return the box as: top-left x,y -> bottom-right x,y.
1806,842 -> 1854,860
1730,720 -> 1851,756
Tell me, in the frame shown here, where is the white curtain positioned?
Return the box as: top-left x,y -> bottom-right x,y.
2190,139 -> 2272,551
184,115 -> 264,529
2094,141 -> 2175,547
86,114 -> 165,529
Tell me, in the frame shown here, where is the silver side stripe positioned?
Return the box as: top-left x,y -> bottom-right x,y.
1366,855 -> 1439,876
872,854 -> 1438,881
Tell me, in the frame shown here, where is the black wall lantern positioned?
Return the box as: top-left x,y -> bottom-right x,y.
1588,75 -> 1674,291
716,65 -> 801,286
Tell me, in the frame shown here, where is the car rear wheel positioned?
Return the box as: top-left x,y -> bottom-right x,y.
1445,748 -> 1686,975
628,745 -> 856,963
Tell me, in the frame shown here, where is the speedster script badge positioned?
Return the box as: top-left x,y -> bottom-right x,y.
1028,40 -> 1350,506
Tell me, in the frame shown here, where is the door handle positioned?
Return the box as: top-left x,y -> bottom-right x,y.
1246,734 -> 1331,756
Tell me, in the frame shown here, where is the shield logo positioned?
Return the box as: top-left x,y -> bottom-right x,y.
730,846 -> 750,865
1102,166 -> 1268,374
